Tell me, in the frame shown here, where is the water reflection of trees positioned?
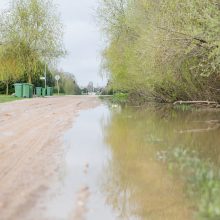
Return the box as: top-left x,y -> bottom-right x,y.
110,106 -> 220,163
101,105 -> 216,219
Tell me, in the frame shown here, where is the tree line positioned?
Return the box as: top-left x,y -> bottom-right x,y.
0,0 -> 80,95
53,70 -> 81,95
98,0 -> 220,103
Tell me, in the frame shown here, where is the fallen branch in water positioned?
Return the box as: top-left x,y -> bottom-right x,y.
193,120 -> 220,124
177,124 -> 220,134
173,100 -> 218,105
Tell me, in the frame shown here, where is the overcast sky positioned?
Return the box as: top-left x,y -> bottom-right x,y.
0,0 -> 107,87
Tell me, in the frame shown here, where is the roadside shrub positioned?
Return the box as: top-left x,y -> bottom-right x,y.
112,93 -> 128,104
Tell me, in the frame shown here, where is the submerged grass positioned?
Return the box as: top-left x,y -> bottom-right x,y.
173,104 -> 193,112
157,147 -> 220,220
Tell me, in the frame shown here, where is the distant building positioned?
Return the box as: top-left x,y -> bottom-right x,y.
87,81 -> 94,94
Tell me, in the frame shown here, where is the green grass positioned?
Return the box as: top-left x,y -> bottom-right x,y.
173,104 -> 193,111
53,93 -> 66,96
158,147 -> 220,219
0,95 -> 22,103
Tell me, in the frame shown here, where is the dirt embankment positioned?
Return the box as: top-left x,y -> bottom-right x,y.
0,96 -> 100,220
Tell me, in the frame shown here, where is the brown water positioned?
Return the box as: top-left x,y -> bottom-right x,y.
36,103 -> 220,220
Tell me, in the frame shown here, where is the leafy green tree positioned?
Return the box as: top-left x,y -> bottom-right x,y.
0,45 -> 22,94
53,70 -> 81,95
98,0 -> 220,103
0,0 -> 65,83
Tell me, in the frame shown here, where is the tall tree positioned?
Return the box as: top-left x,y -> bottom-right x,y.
0,45 -> 22,94
0,0 -> 66,83
53,70 -> 81,95
98,0 -> 220,103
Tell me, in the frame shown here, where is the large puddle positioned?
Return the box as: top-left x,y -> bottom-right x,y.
36,105 -> 120,220
36,102 -> 220,220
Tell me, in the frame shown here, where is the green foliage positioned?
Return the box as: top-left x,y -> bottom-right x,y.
0,0 -> 65,84
53,71 -> 81,95
159,147 -> 220,219
112,92 -> 128,104
101,80 -> 114,95
0,44 -> 23,94
0,61 -> 55,94
98,0 -> 220,103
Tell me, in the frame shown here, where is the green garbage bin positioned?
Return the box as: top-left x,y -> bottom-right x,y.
14,83 -> 23,98
29,85 -> 33,98
23,83 -> 33,98
36,87 -> 42,97
47,87 -> 53,96
42,88 -> 46,97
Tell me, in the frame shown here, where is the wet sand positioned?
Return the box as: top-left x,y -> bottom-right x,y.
0,96 -> 100,220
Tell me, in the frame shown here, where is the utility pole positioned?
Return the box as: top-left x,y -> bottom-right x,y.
44,63 -> 47,89
57,80 -> 59,95
55,75 -> 60,96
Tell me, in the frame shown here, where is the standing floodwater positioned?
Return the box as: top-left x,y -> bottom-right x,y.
34,102 -> 220,220
34,104 -> 119,220
102,104 -> 220,220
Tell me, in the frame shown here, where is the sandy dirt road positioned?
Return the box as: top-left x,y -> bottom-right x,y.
0,96 -> 100,220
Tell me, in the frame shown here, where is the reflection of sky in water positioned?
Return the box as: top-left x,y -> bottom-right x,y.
38,105 -> 123,220
33,104 -> 220,220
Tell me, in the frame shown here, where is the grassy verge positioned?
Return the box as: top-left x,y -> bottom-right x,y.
0,95 -> 22,103
53,93 -> 66,96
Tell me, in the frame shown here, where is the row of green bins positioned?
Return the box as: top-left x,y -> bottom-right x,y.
47,87 -> 53,96
14,83 -> 23,98
23,83 -> 33,98
14,83 -> 33,98
14,84 -> 53,98
36,87 -> 53,97
36,87 -> 42,97
42,88 -> 46,96
36,87 -> 46,97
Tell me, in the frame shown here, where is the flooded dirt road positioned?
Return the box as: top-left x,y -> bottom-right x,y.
0,96 -> 100,220
1,98 -> 219,220
32,104 -> 195,220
